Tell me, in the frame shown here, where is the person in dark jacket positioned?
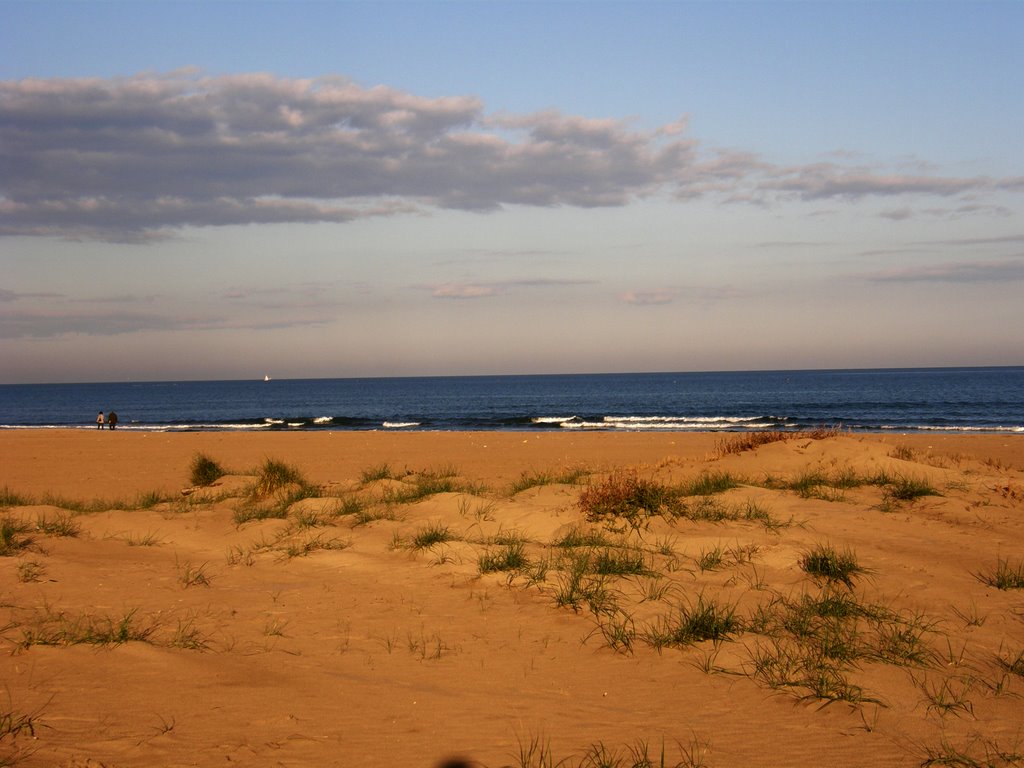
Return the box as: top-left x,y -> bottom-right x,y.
107,411 -> 118,430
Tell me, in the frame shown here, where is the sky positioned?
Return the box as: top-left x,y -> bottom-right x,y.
1,0 -> 1023,384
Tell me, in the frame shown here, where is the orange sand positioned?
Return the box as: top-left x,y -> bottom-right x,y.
1,430 -> 1023,767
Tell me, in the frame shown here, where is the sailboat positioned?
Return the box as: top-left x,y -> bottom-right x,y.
264,375 -> 271,382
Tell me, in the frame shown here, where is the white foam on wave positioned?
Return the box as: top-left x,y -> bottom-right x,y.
884,424 -> 1024,433
313,416 -> 332,424
383,421 -> 420,429
607,415 -> 766,424
562,417 -> 780,431
531,416 -> 577,424
264,418 -> 284,425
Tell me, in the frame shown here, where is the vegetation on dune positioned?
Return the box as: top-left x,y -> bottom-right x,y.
190,452 -> 226,487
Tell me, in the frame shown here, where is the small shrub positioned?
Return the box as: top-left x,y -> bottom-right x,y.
578,471 -> 682,528
189,453 -> 226,487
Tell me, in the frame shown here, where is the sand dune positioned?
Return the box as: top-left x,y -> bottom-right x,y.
1,431 -> 1023,767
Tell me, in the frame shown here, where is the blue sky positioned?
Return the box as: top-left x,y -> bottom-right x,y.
2,0 -> 1022,383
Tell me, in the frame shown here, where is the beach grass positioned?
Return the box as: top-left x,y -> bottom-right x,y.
643,593 -> 742,649
799,544 -> 868,589
975,557 -> 1024,590
508,466 -> 590,495
189,452 -> 226,487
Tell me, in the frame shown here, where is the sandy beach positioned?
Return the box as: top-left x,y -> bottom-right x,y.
2,430 -> 1023,767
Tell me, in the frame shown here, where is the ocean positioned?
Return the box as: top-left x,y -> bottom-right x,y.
0,367 -> 1022,434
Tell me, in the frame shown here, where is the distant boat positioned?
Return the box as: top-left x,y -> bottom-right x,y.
264,375 -> 271,382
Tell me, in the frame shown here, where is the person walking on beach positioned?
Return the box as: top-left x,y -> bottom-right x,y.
96,411 -> 105,429
107,411 -> 118,430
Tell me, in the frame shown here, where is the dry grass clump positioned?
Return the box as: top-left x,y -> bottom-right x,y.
713,427 -> 842,458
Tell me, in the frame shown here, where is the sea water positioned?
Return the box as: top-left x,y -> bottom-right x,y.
0,367 -> 1021,433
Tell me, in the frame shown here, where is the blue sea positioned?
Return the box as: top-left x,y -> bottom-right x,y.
0,367 -> 1022,434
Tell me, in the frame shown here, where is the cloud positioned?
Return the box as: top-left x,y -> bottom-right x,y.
430,283 -> 500,299
2,71 -> 1020,241
0,288 -> 64,301
621,290 -> 675,306
0,308 -> 330,338
862,258 -> 1024,283
425,277 -> 593,299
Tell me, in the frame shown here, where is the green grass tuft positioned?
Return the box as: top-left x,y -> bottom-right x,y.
409,522 -> 459,550
360,463 -> 394,483
884,475 -> 939,502
643,593 -> 742,649
800,543 -> 868,589
0,515 -> 33,557
0,487 -> 33,508
34,512 -> 80,537
679,470 -> 742,496
478,541 -> 530,574
189,453 -> 226,487
252,458 -> 309,499
975,557 -> 1024,590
